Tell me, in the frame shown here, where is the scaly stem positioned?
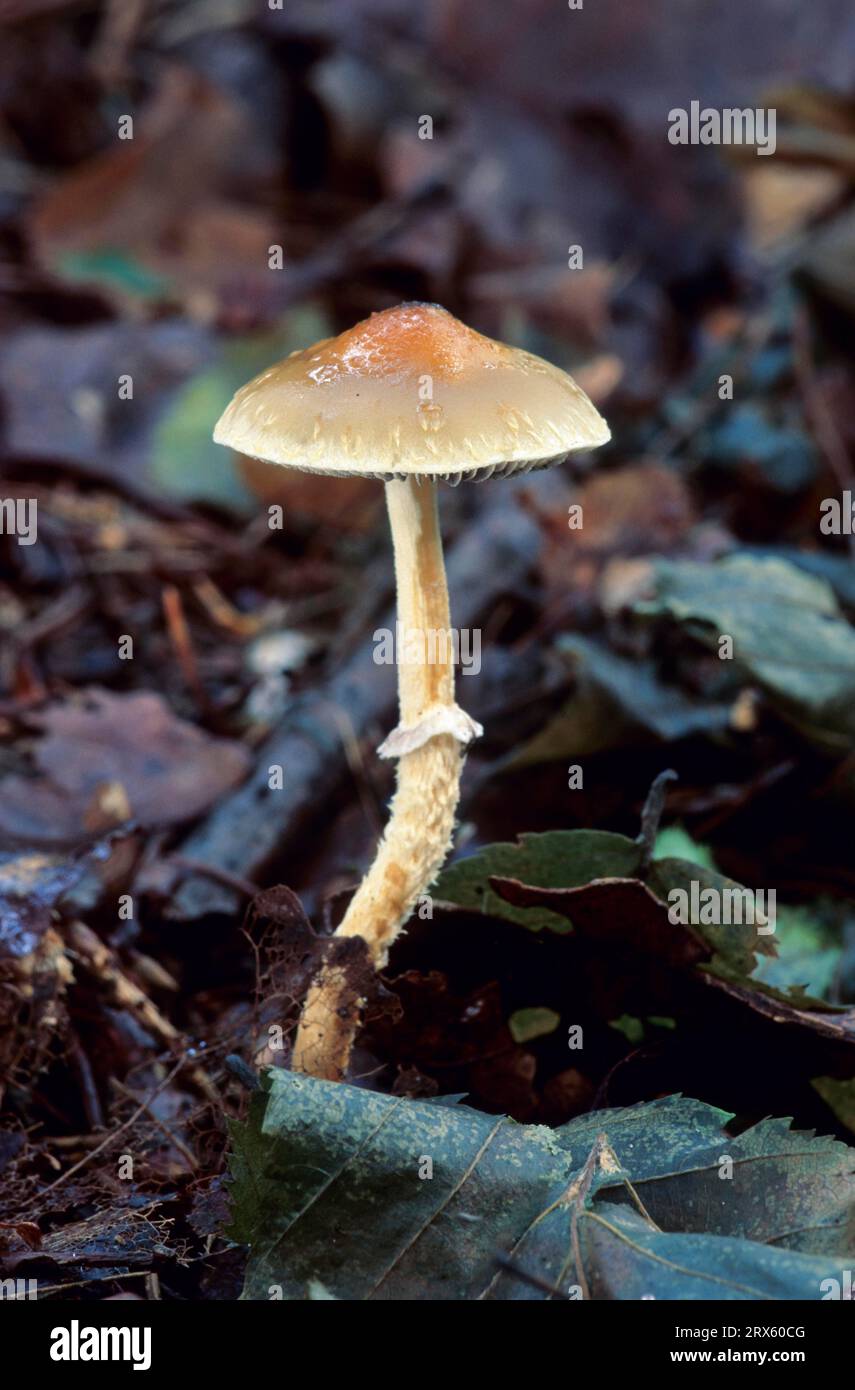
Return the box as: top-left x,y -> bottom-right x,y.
291,476 -> 476,1079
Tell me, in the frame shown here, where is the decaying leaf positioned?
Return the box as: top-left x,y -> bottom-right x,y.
0,689 -> 251,844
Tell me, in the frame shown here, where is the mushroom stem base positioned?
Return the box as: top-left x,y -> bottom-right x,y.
291,732 -> 462,1079
290,967 -> 366,1083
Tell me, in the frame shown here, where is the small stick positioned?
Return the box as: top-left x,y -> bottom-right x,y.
636,769 -> 678,875
170,854 -> 260,901
161,584 -> 208,710
68,1031 -> 105,1131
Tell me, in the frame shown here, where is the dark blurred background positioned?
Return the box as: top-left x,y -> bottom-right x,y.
1,0 -> 854,509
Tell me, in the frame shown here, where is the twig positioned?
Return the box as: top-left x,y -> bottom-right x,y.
161,583 -> 208,712
491,1253 -> 571,1299
561,1134 -> 609,1301
170,855 -> 260,901
68,1031 -> 105,1131
90,0 -> 148,85
636,769 -> 678,874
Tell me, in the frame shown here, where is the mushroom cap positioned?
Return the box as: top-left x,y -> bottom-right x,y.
213,302 -> 610,481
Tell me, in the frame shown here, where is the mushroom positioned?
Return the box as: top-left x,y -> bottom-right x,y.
213,303 -> 610,1079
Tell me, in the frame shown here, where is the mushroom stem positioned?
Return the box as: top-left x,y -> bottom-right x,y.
292,475 -> 479,1079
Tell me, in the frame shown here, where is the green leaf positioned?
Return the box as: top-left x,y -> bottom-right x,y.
56,248 -> 172,300
229,1070 -> 576,1301
226,1074 -> 855,1300
508,1007 -> 560,1043
151,365 -> 256,512
812,1076 -> 855,1140
653,825 -> 717,870
647,839 -> 833,1003
609,1014 -> 645,1044
638,554 -> 855,747
434,829 -> 643,932
149,308 -> 330,511
438,823 -> 842,1013
596,1110 -> 855,1255
578,1205 -> 849,1301
646,857 -> 777,979
437,826 -> 781,987
751,903 -> 843,1001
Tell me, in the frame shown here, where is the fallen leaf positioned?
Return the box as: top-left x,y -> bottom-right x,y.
637,553 -> 855,747
437,828 -> 847,1028
577,1204 -> 849,1300
0,689 -> 251,844
505,635 -> 732,769
435,829 -> 643,933
228,1075 -> 855,1299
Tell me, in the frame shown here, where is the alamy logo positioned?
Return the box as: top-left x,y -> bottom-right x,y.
373,623 -> 481,675
0,1276 -> 37,1300
668,882 -> 776,933
668,102 -> 776,156
0,497 -> 37,545
820,1269 -> 854,1300
50,1321 -> 152,1371
820,492 -> 855,534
